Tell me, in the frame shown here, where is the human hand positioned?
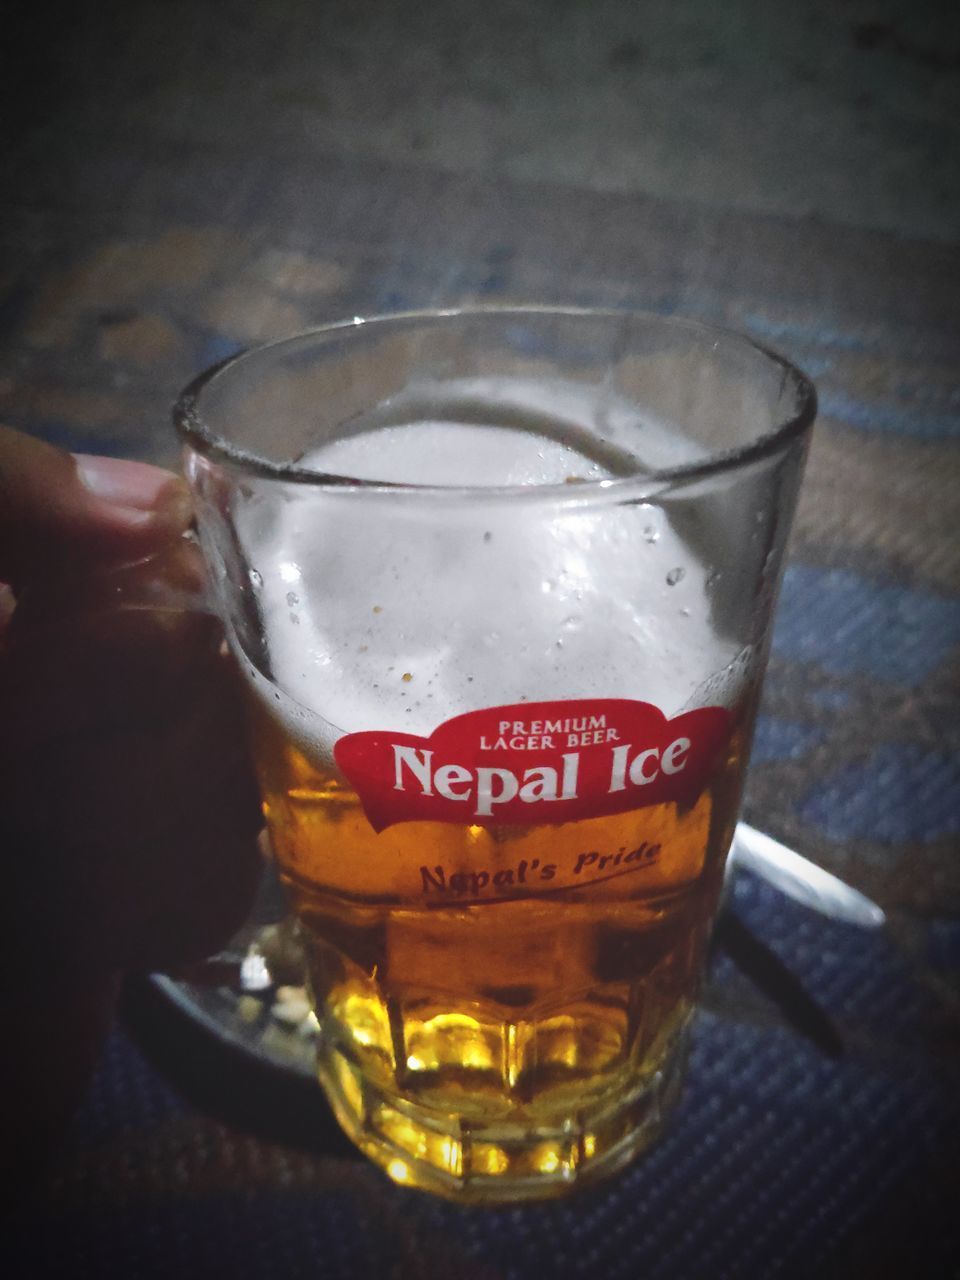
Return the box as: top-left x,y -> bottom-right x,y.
0,426 -> 263,1173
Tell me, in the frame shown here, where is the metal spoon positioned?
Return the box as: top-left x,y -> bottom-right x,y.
729,822 -> 886,929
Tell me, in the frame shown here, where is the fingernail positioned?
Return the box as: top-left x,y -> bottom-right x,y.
75,455 -> 193,531
76,455 -> 186,511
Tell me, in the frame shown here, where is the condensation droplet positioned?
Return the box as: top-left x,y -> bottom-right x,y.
249,570 -> 263,588
642,525 -> 660,544
666,567 -> 685,586
286,591 -> 299,607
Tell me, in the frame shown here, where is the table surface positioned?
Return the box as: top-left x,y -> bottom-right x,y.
2,3 -> 958,1277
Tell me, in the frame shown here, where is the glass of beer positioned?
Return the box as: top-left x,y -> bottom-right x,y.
175,308 -> 815,1202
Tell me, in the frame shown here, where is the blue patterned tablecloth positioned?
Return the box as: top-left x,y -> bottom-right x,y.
1,24 -> 958,1274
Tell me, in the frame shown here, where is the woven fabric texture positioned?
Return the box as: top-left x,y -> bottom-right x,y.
2,7 -> 958,1274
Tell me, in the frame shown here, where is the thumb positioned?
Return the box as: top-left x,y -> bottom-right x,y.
0,426 -> 194,591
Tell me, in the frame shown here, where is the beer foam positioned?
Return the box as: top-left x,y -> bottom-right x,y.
234,379 -> 744,765
301,376 -> 706,483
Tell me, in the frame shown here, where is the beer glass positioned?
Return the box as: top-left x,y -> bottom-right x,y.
175,308 -> 815,1202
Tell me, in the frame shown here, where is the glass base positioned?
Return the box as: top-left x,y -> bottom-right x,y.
317,1023 -> 690,1204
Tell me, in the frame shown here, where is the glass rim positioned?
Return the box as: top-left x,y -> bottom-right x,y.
173,305 -> 817,500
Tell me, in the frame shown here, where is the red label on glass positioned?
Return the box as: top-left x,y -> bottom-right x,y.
334,699 -> 731,833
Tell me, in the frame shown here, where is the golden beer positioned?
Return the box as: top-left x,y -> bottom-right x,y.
250,698 -> 752,1200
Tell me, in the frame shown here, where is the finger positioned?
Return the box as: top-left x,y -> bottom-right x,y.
2,544 -> 218,748
0,425 -> 193,590
0,594 -> 263,972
